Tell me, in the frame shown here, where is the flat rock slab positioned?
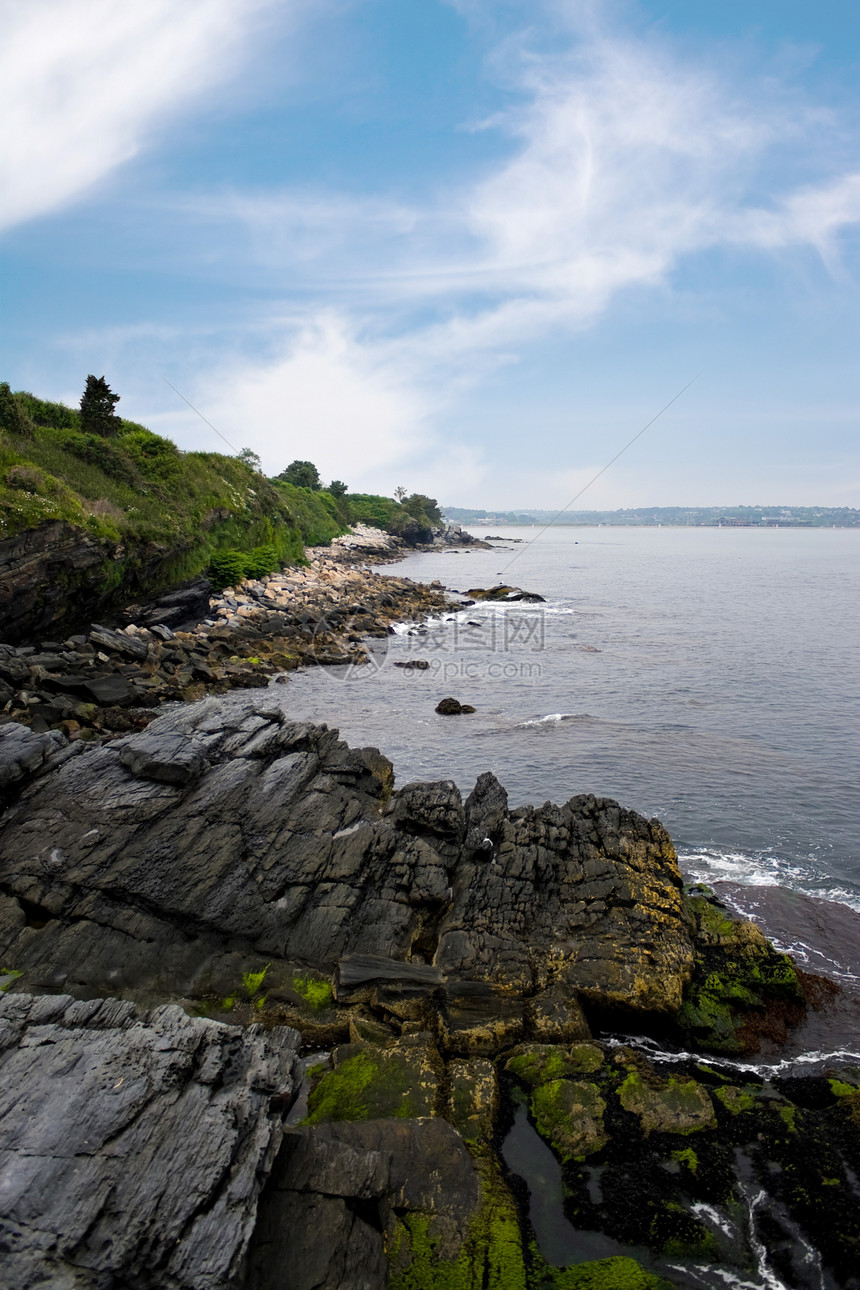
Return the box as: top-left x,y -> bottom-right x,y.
0,992 -> 300,1290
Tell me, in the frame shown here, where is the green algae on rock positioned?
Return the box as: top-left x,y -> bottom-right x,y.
387,1151 -> 527,1290
304,1036 -> 442,1124
678,890 -> 805,1054
505,1042 -> 604,1088
530,1079 -> 608,1162
535,1255 -> 670,1289
618,1071 -> 716,1136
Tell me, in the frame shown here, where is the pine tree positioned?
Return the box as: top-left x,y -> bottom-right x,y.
79,375 -> 120,437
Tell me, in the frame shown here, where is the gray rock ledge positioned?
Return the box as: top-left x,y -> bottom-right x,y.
0,990 -> 299,1289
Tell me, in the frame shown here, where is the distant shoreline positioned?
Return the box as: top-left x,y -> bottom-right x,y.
446,505 -> 859,529
461,519 -> 860,529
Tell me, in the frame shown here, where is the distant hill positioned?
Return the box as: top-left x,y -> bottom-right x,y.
443,505 -> 859,528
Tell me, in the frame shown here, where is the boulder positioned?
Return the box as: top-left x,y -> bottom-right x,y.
465,585 -> 546,603
435,696 -> 476,714
248,1118 -> 480,1290
89,623 -> 149,660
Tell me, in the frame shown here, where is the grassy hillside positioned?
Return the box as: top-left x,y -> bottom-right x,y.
0,384 -> 348,607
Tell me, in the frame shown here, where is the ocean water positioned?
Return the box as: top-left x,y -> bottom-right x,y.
280,525 -> 860,994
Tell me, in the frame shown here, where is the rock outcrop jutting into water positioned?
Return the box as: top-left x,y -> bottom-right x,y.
0,695 -> 693,1029
0,697 -> 857,1289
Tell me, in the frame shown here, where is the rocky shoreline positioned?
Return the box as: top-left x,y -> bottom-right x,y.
0,525 -> 858,1289
0,525 -> 460,744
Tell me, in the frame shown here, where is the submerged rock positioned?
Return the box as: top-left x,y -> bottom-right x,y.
435,695 -> 477,714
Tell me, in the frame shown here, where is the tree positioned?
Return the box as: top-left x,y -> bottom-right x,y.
0,383 -> 33,437
328,479 -> 348,497
237,447 -> 262,472
79,375 -> 121,437
402,493 -> 442,526
277,460 -> 321,490
394,485 -> 407,502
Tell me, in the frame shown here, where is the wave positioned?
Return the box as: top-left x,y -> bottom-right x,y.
604,1033 -> 860,1079
678,847 -> 860,914
517,712 -> 597,727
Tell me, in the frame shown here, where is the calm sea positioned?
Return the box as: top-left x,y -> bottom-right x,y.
281,525 -> 860,994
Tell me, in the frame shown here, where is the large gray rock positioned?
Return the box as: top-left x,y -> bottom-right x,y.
0,694 -> 693,1023
0,991 -> 300,1289
0,721 -> 66,791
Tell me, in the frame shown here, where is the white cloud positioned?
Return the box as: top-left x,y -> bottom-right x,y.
159,11 -> 860,333
198,314 -> 437,487
0,0 -> 291,232
17,1 -> 858,506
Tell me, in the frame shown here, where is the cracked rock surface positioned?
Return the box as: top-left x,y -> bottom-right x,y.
0,693 -> 693,1022
0,991 -> 299,1289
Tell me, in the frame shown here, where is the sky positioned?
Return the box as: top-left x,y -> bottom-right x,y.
1,0 -> 859,509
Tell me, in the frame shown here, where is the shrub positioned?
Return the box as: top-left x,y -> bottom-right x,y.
120,429 -> 181,480
346,493 -> 402,528
14,390 -> 78,430
244,544 -> 280,579
0,384 -> 34,437
207,544 -> 281,591
208,550 -> 250,592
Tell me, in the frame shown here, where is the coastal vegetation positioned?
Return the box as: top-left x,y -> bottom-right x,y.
0,379 -> 446,630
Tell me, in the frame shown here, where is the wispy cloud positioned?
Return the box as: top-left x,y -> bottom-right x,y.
181,9 -> 860,489
0,0 -> 292,233
12,1 -> 858,503
157,11 -> 859,316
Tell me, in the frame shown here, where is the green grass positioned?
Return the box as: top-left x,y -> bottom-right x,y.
0,386 -> 355,619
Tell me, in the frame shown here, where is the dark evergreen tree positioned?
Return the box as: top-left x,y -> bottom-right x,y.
328,479 -> 347,497
79,375 -> 120,437
277,460 -> 321,489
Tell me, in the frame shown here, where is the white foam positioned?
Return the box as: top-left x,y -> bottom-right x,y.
604,1033 -> 860,1077
519,712 -> 595,727
679,847 -> 860,914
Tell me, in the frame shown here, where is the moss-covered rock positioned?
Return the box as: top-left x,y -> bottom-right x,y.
713,1084 -> 759,1116
304,1036 -> 442,1124
505,1043 -> 604,1088
536,1255 -> 669,1289
678,891 -> 805,1054
530,1079 -> 608,1162
387,1150 -> 527,1290
618,1071 -> 716,1136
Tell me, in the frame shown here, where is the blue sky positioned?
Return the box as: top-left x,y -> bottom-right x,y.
2,0 -> 858,508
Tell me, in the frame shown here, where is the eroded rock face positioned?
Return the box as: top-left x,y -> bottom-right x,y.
248,1118 -> 481,1290
0,991 -> 299,1290
0,695 -> 693,1028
